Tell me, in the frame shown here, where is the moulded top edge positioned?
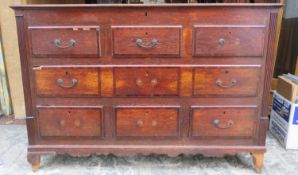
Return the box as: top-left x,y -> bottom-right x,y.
11,3 -> 283,10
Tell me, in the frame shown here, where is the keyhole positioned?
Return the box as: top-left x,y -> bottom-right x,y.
145,32 -> 148,36
223,111 -> 226,115
65,71 -> 69,76
225,70 -> 229,74
145,11 -> 148,16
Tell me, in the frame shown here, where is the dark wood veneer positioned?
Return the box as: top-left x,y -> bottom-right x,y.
193,25 -> 266,57
28,26 -> 101,58
112,25 -> 182,58
12,4 -> 282,173
114,67 -> 179,96
191,106 -> 258,137
34,67 -> 101,96
37,107 -> 102,137
115,107 -> 179,137
193,66 -> 261,96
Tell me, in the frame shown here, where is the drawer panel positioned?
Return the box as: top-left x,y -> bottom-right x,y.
191,107 -> 257,137
112,26 -> 182,58
29,26 -> 100,57
193,67 -> 260,96
38,107 -> 102,137
34,67 -> 100,96
193,25 -> 265,57
116,107 -> 179,137
114,68 -> 179,96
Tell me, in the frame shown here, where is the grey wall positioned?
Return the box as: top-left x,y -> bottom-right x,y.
284,0 -> 298,19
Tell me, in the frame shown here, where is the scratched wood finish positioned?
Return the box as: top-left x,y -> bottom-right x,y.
11,4 -> 282,172
114,67 -> 179,96
179,68 -> 192,96
29,27 -> 100,58
193,67 -> 260,96
100,68 -> 114,97
37,107 -> 102,137
112,26 -> 182,58
193,25 -> 266,57
34,67 -> 100,96
191,107 -> 257,137
116,107 -> 179,137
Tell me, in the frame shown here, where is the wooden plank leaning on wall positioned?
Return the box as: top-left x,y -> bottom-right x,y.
0,29 -> 12,116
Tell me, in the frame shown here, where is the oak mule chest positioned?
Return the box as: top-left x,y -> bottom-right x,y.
12,3 -> 281,172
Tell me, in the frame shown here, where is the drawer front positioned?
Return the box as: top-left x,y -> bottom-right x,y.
112,26 -> 182,57
114,68 -> 179,96
34,67 -> 100,96
116,107 -> 179,137
193,67 -> 260,96
193,25 -> 265,57
38,107 -> 102,137
191,107 -> 257,137
29,26 -> 100,57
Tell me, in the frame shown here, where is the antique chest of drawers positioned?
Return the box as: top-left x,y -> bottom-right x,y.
12,3 -> 282,172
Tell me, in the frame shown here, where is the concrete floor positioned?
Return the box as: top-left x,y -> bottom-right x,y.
0,125 -> 297,175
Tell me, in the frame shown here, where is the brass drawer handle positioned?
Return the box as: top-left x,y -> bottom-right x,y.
136,38 -> 158,49
213,119 -> 234,129
216,79 -> 237,88
53,39 -> 76,49
56,78 -> 78,89
218,38 -> 225,46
